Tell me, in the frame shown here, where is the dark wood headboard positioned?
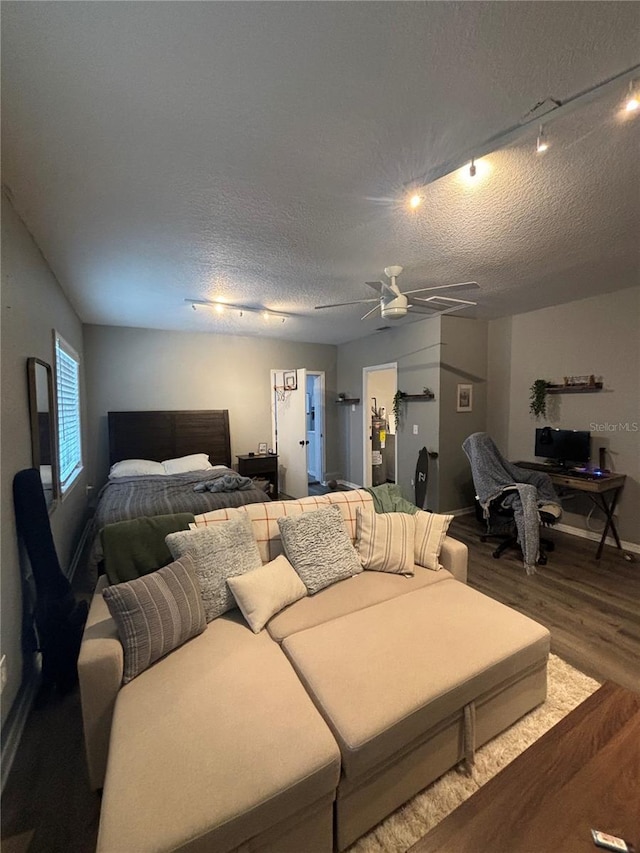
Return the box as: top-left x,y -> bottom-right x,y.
108,410 -> 231,468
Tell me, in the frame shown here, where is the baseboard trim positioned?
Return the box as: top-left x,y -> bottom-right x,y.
66,517 -> 93,582
1,660 -> 40,793
553,522 -> 640,555
338,479 -> 363,490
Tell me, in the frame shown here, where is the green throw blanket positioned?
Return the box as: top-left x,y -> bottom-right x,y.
364,484 -> 418,515
101,512 -> 195,585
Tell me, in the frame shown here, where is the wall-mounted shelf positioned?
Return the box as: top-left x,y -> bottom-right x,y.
403,393 -> 436,401
547,383 -> 603,395
336,398 -> 360,404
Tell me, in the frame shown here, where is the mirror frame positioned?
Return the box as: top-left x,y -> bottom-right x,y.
27,357 -> 59,507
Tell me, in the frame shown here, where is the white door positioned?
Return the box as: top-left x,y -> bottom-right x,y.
270,368 -> 308,498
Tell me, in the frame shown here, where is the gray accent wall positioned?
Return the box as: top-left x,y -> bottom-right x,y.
1,196 -> 87,723
337,316 -> 490,511
438,317 -> 488,511
488,286 -> 639,544
83,325 -> 338,488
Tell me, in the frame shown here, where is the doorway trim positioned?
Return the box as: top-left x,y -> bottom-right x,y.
307,371 -> 326,483
362,362 -> 398,488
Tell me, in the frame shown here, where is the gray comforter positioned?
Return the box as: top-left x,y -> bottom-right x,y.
90,468 -> 270,571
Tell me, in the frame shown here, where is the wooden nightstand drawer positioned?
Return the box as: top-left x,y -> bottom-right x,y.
236,455 -> 278,498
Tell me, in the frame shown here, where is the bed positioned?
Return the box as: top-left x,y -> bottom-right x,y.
89,410 -> 271,572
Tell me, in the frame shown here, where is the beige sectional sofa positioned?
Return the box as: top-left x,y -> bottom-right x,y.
79,489 -> 550,852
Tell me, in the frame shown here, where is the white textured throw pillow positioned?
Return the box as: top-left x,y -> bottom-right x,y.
109,459 -> 165,478
278,505 -> 362,595
162,453 -> 213,474
165,515 -> 262,621
414,509 -> 454,571
356,508 -> 415,576
227,555 -> 307,633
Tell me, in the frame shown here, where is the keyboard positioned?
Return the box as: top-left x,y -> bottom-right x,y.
514,460 -> 565,473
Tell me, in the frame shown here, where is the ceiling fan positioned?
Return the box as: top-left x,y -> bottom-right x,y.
315,266 -> 479,321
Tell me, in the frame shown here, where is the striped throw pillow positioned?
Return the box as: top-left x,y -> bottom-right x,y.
414,509 -> 454,571
355,508 -> 415,576
102,554 -> 206,683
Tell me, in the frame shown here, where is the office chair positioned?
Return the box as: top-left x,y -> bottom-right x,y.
474,493 -> 556,565
463,432 -> 561,573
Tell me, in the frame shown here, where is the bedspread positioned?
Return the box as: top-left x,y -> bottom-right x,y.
89,468 -> 270,574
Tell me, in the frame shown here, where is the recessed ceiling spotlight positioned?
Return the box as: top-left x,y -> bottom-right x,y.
625,81 -> 639,112
215,303 -> 224,314
263,311 -> 270,320
536,125 -> 549,153
409,193 -> 422,209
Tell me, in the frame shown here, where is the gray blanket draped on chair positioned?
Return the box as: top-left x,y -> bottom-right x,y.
462,432 -> 561,574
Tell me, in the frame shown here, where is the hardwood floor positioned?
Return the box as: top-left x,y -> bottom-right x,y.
450,513 -> 640,691
1,516 -> 638,852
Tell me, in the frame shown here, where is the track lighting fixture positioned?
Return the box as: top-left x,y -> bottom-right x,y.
625,80 -> 639,112
469,158 -> 476,178
536,125 -> 549,153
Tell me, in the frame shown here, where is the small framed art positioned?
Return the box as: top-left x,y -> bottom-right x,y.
456,383 -> 473,412
258,442 -> 267,455
283,370 -> 297,390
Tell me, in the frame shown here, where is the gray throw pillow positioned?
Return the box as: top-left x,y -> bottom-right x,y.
165,515 -> 262,621
277,504 -> 362,595
102,554 -> 206,684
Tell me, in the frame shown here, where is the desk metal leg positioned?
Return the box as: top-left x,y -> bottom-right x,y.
592,487 -> 623,559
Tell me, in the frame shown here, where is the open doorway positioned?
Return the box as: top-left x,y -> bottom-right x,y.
362,363 -> 398,488
306,371 -> 325,487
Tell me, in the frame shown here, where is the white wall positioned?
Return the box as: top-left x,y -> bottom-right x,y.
489,286 -> 640,544
1,196 -> 87,723
83,325 -> 339,486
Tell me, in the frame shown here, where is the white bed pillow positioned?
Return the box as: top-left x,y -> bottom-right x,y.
109,459 -> 165,478
161,454 -> 213,475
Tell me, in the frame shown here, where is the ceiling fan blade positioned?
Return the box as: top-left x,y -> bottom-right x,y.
360,303 -> 382,320
408,303 -> 475,318
404,281 -> 479,296
315,298 -> 379,310
409,295 -> 477,307
366,280 -> 397,299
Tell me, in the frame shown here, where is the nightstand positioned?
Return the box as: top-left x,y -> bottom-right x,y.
236,454 -> 278,499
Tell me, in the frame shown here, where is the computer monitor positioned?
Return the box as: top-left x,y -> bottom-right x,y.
534,428 -> 591,466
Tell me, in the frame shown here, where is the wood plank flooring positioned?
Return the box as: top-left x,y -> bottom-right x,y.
450,513 -> 640,691
1,517 -> 638,852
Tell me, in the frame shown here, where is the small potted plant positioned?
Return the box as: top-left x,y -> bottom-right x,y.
392,390 -> 406,427
529,379 -> 551,419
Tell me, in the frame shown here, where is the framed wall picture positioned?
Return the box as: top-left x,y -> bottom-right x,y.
283,370 -> 297,390
258,442 -> 267,455
456,383 -> 473,412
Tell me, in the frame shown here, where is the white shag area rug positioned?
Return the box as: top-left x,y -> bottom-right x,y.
349,654 -> 600,853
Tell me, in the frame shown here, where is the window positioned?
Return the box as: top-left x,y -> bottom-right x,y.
54,332 -> 83,495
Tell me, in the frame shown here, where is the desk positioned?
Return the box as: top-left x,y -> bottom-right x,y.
515,462 -> 627,559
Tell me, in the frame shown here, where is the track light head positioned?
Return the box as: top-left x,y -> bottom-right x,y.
536,125 -> 549,153
469,158 -> 477,178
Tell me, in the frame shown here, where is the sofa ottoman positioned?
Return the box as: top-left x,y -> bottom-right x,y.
97,610 -> 340,853
281,578 -> 550,850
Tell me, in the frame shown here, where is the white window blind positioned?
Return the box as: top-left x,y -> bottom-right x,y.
55,333 -> 83,495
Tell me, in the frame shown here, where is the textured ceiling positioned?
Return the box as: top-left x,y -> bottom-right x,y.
2,2 -> 639,345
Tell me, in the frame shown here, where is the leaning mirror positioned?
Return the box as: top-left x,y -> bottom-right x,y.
27,357 -> 58,510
